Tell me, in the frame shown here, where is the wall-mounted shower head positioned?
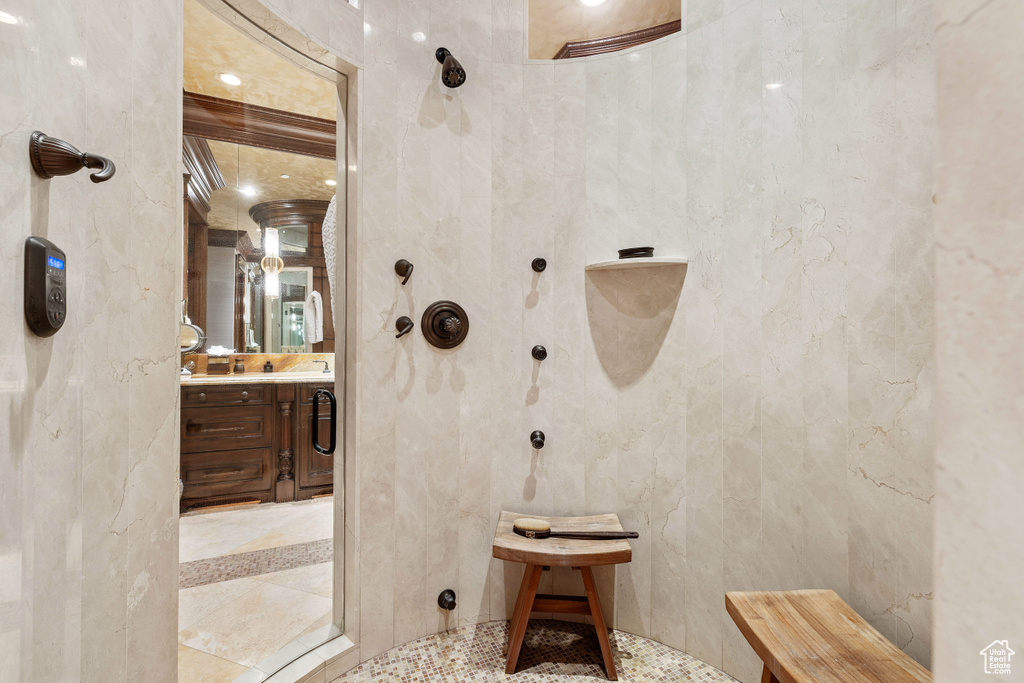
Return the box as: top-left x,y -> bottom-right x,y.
435,47 -> 466,88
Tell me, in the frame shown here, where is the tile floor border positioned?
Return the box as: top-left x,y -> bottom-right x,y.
180,538 -> 333,588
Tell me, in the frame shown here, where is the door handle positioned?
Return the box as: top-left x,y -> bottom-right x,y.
312,389 -> 337,456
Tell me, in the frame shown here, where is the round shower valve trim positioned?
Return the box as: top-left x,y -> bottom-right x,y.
421,300 -> 470,349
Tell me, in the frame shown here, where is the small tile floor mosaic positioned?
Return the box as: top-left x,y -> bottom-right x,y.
179,538 -> 332,588
334,620 -> 739,682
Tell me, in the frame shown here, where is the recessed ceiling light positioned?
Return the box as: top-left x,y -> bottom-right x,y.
412,31 -> 426,43
325,179 -> 337,187
579,0 -> 607,6
240,186 -> 257,197
0,11 -> 18,24
766,83 -> 783,90
280,174 -> 290,179
218,72 -> 242,86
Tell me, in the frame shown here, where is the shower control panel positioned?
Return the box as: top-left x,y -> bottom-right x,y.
24,236 -> 67,337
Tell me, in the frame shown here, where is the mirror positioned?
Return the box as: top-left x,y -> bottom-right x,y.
267,267 -> 314,353
528,0 -> 681,59
180,322 -> 206,354
183,138 -> 337,354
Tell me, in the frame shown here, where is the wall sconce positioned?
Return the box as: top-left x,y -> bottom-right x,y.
262,227 -> 283,298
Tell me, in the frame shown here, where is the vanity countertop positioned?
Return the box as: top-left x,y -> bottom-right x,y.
180,371 -> 335,386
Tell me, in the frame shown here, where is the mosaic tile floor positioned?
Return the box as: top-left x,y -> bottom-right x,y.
334,620 -> 739,682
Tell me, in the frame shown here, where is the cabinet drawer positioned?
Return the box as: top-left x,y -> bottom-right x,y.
181,405 -> 274,453
181,448 -> 274,499
182,384 -> 271,407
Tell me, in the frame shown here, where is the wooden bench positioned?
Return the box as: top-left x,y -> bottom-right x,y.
725,590 -> 932,683
492,511 -> 632,680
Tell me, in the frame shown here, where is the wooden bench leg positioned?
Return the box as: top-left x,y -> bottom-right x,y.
581,566 -> 617,681
507,564 -> 532,639
761,663 -> 780,683
505,564 -> 542,674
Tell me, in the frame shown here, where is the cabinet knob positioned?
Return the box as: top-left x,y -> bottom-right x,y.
198,392 -> 206,402
241,391 -> 249,400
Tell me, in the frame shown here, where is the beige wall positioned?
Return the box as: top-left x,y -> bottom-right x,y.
934,0 -> 1024,681
0,1 -> 182,681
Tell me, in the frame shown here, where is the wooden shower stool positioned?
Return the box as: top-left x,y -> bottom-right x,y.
725,590 -> 933,683
492,511 -> 633,680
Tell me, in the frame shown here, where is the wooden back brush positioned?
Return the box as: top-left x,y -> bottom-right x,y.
512,518 -> 639,540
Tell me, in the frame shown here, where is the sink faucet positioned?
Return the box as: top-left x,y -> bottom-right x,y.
312,360 -> 330,373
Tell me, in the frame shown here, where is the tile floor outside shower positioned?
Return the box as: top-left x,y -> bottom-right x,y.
178,497 -> 334,683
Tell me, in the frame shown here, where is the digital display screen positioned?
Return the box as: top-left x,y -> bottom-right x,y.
48,256 -> 65,270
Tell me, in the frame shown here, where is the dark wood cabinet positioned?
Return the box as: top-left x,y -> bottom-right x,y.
180,381 -> 334,509
181,404 -> 275,452
182,447 -> 276,500
296,384 -> 335,493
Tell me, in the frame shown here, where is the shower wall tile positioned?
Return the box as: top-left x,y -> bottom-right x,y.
488,60 -> 527,622
933,3 -> 1024,678
390,37 -> 432,648
356,20 -> 399,661
1,0 -> 180,681
314,1 -> 937,681
759,0 -> 805,596
492,0 -> 524,64
846,0 -> 900,647
720,3 -> 763,681
125,1 -> 184,679
799,0 -> 850,601
683,19 -> 726,669
456,33 -> 494,630
893,0 -> 934,665
688,0 -> 724,34
649,33 -> 689,654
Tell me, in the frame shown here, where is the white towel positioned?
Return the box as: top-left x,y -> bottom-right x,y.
322,195 -> 337,320
304,290 -> 324,345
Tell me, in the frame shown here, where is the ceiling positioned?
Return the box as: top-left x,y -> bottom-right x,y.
184,0 -> 337,120
205,139 -> 337,241
528,0 -> 681,59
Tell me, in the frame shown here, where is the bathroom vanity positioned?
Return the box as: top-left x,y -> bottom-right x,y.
179,372 -> 334,509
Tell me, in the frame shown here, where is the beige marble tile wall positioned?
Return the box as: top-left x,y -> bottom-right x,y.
254,1 -> 935,682
0,1 -> 181,681
934,0 -> 1024,681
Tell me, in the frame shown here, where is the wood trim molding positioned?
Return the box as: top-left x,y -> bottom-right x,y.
183,136 -> 225,225
248,199 -> 331,228
553,20 -> 681,59
183,91 -> 337,160
235,232 -> 259,262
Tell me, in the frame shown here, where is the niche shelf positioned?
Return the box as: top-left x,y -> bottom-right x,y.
585,257 -> 688,272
